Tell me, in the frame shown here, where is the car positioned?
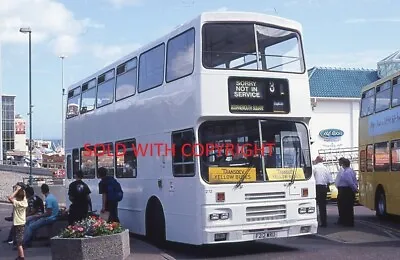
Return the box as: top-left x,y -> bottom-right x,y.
327,183 -> 359,205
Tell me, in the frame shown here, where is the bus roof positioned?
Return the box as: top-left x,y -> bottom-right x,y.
67,11 -> 302,92
361,69 -> 400,93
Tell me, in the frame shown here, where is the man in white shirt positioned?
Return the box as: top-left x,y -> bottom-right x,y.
313,156 -> 333,227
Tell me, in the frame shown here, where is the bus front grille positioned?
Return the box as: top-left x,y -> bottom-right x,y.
245,192 -> 286,201
246,205 -> 286,222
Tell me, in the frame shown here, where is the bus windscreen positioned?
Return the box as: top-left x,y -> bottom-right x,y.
202,22 -> 304,73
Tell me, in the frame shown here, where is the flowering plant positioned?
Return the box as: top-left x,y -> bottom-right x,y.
58,216 -> 124,238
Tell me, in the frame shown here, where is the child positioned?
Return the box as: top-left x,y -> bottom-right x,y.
8,184 -> 28,260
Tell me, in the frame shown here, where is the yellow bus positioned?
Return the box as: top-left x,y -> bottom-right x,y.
358,70 -> 400,218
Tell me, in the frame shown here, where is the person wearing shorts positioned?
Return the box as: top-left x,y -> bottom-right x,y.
8,184 -> 28,260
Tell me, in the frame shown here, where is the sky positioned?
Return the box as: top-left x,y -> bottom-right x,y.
0,0 -> 399,139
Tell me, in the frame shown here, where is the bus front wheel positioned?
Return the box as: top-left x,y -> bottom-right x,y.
145,197 -> 166,247
375,188 -> 387,218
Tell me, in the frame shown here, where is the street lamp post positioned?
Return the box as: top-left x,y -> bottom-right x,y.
59,55 -> 66,149
19,27 -> 33,185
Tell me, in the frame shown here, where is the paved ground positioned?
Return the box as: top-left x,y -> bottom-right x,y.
158,203 -> 400,259
2,202 -> 400,259
0,203 -> 174,260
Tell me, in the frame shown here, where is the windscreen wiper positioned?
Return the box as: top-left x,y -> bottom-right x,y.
234,162 -> 254,189
288,148 -> 299,186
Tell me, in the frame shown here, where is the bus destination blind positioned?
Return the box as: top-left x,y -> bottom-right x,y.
228,77 -> 290,113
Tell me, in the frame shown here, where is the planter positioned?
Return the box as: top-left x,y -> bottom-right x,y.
50,229 -> 130,260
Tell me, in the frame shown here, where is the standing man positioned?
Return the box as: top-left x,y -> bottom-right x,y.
336,158 -> 358,227
98,167 -> 123,223
335,157 -> 346,225
313,156 -> 333,227
68,170 -> 92,225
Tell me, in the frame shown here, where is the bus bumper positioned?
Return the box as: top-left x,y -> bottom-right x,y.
202,219 -> 318,244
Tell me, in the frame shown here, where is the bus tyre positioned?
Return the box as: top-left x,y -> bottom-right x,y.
375,188 -> 387,218
145,197 -> 166,247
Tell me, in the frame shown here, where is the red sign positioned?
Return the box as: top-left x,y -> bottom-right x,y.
15,121 -> 25,134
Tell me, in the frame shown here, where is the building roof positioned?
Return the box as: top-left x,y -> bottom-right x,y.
377,50 -> 400,78
308,67 -> 379,98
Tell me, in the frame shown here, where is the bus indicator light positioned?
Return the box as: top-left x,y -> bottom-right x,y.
301,188 -> 308,197
216,192 -> 225,202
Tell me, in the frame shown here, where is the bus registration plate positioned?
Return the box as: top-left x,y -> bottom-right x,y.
254,231 -> 277,239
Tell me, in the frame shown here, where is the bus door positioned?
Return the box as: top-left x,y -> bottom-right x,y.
279,131 -> 306,195
64,148 -> 80,209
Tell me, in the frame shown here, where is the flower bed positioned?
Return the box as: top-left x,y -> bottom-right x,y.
59,216 -> 124,238
51,216 -> 130,260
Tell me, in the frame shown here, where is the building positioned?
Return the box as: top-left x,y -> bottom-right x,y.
0,44 -> 2,160
2,94 -> 16,159
307,67 -> 379,171
308,50 -> 400,173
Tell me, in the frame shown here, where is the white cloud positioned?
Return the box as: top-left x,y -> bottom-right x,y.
306,50 -> 397,69
0,0 -> 103,56
345,17 -> 400,24
90,43 -> 142,67
106,0 -> 141,8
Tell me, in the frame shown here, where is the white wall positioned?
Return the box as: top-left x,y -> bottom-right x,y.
309,98 -> 360,164
15,133 -> 27,152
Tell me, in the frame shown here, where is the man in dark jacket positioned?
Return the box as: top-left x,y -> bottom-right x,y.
68,170 -> 91,225
98,167 -> 122,223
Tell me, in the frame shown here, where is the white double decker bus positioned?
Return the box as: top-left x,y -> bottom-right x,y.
64,11 -> 317,246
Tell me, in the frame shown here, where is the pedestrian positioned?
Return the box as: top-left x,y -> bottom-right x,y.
98,167 -> 123,223
68,170 -> 92,225
313,156 -> 333,227
23,184 -> 59,247
7,184 -> 28,260
4,186 -> 44,247
335,157 -> 346,225
336,158 -> 358,227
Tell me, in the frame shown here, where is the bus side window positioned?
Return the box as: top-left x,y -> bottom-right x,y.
360,88 -> 375,117
366,144 -> 373,172
96,143 -> 114,177
374,142 -> 390,172
375,81 -> 391,113
72,148 -> 79,176
172,129 -> 195,177
359,149 -> 366,172
66,154 -> 72,179
80,146 -> 96,179
392,76 -> 400,107
115,139 -> 137,178
166,28 -> 195,82
391,140 -> 400,171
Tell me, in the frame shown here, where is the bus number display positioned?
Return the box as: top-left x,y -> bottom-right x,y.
228,77 -> 290,113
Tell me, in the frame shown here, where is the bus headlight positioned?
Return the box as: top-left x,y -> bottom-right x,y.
298,207 -> 315,214
220,213 -> 229,220
210,213 -> 220,220
209,212 -> 230,220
